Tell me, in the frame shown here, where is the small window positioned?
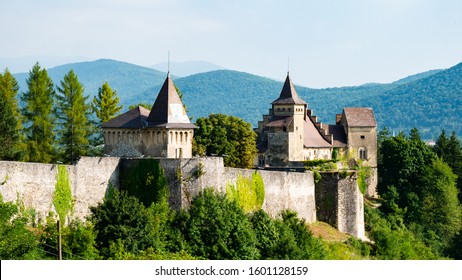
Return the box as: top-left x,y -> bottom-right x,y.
359,148 -> 367,160
360,135 -> 365,139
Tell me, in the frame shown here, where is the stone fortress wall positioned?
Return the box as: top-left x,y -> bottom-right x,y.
0,157 -> 365,239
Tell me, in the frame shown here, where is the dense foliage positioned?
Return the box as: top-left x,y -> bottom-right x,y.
193,114 -> 257,168
378,129 -> 462,256
226,172 -> 265,212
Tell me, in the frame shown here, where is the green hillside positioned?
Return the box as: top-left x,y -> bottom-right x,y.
14,59 -> 167,107
11,59 -> 462,139
359,62 -> 462,139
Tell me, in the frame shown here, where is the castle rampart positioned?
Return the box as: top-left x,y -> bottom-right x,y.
0,157 -> 365,239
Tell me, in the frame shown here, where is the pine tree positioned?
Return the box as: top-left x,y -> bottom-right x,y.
92,81 -> 122,123
0,69 -> 22,160
434,130 -> 449,161
409,127 -> 421,142
21,63 -> 56,163
55,70 -> 91,163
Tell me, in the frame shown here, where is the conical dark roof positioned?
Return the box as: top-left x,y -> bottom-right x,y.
147,74 -> 195,128
272,73 -> 306,105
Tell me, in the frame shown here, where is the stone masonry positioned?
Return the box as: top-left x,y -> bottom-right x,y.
0,157 -> 365,239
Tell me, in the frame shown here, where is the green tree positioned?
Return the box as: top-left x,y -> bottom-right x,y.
434,129 -> 449,160
365,207 -> 436,260
248,209 -> 279,259
0,84 -> 19,160
62,219 -> 99,259
0,69 -> 22,160
90,190 -> 155,258
193,114 -> 257,168
434,130 -> 462,201
55,70 -> 91,163
92,81 -> 123,123
409,127 -> 422,142
419,158 -> 461,252
273,210 -> 328,260
378,133 -> 436,221
53,165 -> 73,223
21,63 -> 56,163
0,194 -> 42,259
128,103 -> 151,110
177,188 -> 259,259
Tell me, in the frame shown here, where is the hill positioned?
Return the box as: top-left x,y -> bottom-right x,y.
11,59 -> 462,139
171,66 -> 461,139
358,62 -> 462,139
14,59 -> 167,107
150,60 -> 225,77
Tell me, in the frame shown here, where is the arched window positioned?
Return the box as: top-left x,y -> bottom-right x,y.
359,148 -> 367,160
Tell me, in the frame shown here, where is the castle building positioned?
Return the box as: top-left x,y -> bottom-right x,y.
255,73 -> 377,196
102,74 -> 196,158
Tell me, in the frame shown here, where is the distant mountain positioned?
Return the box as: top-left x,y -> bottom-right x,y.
0,55 -> 91,73
10,58 -> 462,139
14,59 -> 167,107
151,61 -> 225,77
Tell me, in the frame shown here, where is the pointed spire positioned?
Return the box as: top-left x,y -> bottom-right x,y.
272,73 -> 306,105
146,74 -> 193,126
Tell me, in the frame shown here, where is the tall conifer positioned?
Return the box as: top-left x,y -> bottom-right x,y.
21,63 -> 56,163
0,69 -> 22,160
92,81 -> 122,123
55,70 -> 91,163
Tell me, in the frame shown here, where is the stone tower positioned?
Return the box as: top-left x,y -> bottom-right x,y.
102,74 -> 196,158
255,73 -> 333,166
270,73 -> 307,162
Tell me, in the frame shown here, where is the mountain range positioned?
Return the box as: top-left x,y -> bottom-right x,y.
10,59 -> 462,140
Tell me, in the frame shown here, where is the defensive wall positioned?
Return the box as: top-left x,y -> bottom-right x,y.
0,157 -> 365,239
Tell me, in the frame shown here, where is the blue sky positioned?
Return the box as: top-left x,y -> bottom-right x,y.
1,0 -> 461,88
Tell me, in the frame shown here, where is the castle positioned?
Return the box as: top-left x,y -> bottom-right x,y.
0,71 -> 376,240
101,71 -> 377,197
254,73 -> 377,197
102,73 -> 196,158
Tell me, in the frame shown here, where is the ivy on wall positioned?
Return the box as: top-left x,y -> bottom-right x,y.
226,171 -> 265,212
119,159 -> 168,207
53,165 -> 73,223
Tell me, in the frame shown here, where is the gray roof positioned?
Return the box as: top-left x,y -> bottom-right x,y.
102,106 -> 150,129
272,74 -> 307,105
343,108 -> 377,127
147,74 -> 193,127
